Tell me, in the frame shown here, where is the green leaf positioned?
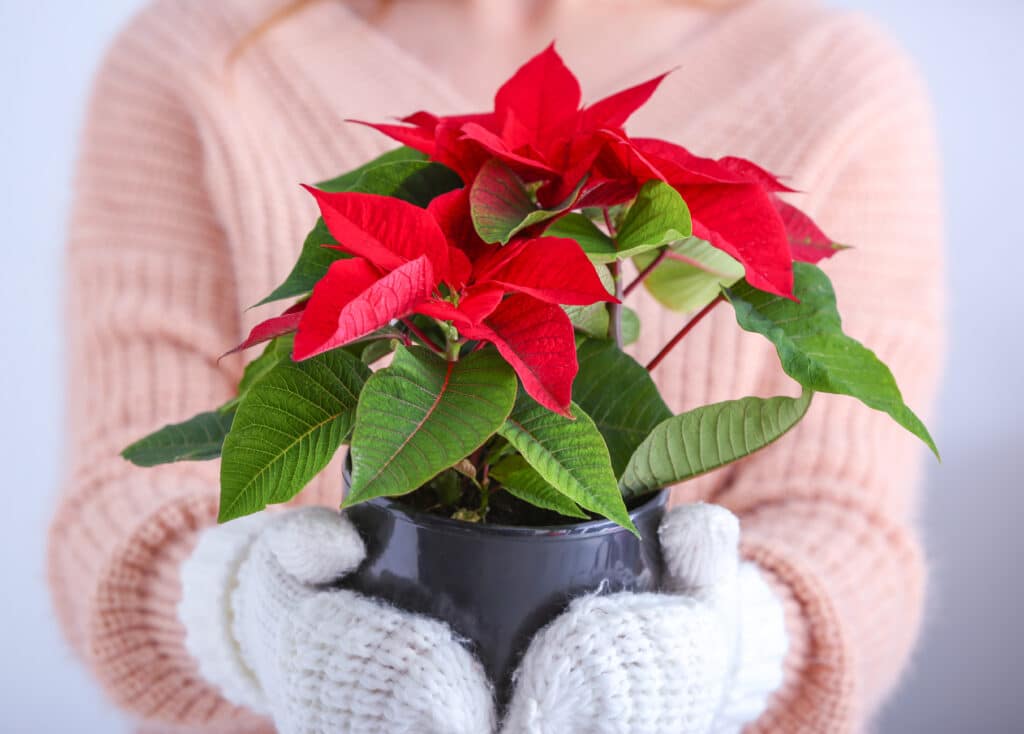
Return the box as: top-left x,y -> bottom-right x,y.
218,335 -> 297,415
619,391 -> 814,500
544,213 -> 615,258
490,456 -> 589,520
122,410 -> 235,467
342,159 -> 463,207
634,237 -> 745,313
724,262 -> 938,456
358,337 -> 400,365
316,146 -> 428,192
218,349 -> 371,521
573,339 -> 673,476
426,468 -> 465,507
255,219 -> 345,307
125,337 -> 298,466
256,157 -> 461,306
499,395 -> 636,534
238,334 -> 295,394
609,181 -> 693,262
470,160 -> 583,244
334,329 -> 406,363
346,346 -> 518,505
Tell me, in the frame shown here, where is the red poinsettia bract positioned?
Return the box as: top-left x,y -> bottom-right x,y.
236,187 -> 614,415
362,44 -> 840,299
358,43 -> 665,210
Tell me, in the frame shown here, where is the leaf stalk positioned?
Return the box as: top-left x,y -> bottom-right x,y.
623,248 -> 668,296
646,294 -> 725,371
401,318 -> 445,355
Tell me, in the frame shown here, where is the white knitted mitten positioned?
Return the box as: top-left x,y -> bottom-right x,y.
178,507 -> 496,734
501,503 -> 788,734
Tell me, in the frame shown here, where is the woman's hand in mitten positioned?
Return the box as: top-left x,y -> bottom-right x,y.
178,507 -> 496,734
502,503 -> 788,734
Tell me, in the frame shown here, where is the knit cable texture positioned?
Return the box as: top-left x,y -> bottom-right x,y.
181,507 -> 496,734
179,505 -> 786,734
503,504 -> 786,734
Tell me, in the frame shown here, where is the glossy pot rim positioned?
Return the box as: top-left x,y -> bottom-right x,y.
349,489 -> 669,540
342,452 -> 668,539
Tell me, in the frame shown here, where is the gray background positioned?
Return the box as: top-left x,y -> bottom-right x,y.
1,1 -> 1020,731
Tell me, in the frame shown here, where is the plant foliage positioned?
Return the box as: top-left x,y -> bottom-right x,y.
124,45 -> 936,532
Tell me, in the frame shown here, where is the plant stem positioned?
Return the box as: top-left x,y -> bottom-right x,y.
624,249 -> 668,296
646,294 -> 725,372
469,445 -> 486,470
608,261 -> 624,347
602,208 -> 617,236
478,470 -> 491,516
401,318 -> 445,355
603,208 -> 623,348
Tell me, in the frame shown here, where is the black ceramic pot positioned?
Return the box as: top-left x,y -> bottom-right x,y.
341,465 -> 667,707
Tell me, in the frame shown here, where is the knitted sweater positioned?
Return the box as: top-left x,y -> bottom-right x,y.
48,0 -> 945,731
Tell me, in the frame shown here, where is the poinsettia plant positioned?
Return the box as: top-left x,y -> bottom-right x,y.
123,45 -> 937,534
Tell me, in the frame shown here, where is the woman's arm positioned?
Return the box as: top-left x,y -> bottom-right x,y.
716,47 -> 945,733
47,12 -> 271,731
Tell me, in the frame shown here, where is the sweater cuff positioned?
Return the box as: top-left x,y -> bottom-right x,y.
713,562 -> 789,733
739,541 -> 857,734
81,478 -> 271,732
178,512 -> 275,714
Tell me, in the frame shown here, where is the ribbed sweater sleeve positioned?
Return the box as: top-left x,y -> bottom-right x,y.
718,49 -> 945,734
47,12 -> 272,731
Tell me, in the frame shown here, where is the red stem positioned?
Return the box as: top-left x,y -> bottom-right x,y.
401,318 -> 445,355
646,295 -> 725,372
624,249 -> 668,296
602,208 -> 617,237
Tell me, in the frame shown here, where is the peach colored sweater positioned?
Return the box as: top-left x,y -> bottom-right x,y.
49,0 -> 945,731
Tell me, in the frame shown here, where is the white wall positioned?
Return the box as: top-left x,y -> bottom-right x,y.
1,2 -> 139,730
0,1 -> 1019,732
